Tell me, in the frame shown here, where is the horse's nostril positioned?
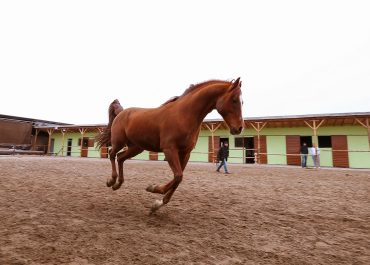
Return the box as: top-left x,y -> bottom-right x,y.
238,127 -> 243,133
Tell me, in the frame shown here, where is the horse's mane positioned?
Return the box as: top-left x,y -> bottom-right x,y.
162,79 -> 231,106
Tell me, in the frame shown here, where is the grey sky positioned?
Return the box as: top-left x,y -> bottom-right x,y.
1,0 -> 369,124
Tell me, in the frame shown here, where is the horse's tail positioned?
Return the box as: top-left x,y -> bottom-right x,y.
96,99 -> 124,149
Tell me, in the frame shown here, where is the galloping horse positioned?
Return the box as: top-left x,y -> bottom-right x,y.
97,78 -> 244,212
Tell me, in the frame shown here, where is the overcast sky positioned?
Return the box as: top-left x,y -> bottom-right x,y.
1,1 -> 369,125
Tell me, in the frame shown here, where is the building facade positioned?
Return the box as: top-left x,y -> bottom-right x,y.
32,112 -> 370,169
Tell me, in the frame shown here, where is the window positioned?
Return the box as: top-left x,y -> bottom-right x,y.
88,138 -> 95,147
78,138 -> 90,147
220,138 -> 229,147
235,137 -> 244,148
300,136 -> 312,147
318,136 -> 332,148
235,137 -> 254,148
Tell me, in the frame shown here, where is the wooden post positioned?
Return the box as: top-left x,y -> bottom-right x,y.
249,122 -> 267,164
79,128 -> 87,157
304,119 -> 325,146
204,123 -> 221,163
355,118 -> 370,149
33,129 -> 39,150
46,129 -> 54,154
61,129 -> 66,156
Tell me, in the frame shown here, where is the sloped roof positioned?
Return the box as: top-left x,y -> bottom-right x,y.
31,112 -> 370,132
0,114 -> 71,127
202,112 -> 370,129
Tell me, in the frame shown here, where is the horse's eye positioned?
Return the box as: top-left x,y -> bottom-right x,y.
232,98 -> 238,103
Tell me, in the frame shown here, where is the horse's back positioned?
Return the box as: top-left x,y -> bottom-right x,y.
111,105 -> 182,151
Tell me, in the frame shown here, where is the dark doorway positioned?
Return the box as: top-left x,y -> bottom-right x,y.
235,137 -> 255,163
50,139 -> 55,154
244,137 -> 255,163
67,139 -> 72,156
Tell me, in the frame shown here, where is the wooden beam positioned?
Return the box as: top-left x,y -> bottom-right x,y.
249,121 -> 267,133
249,122 -> 267,163
46,129 -> 54,154
61,129 -> 66,156
79,128 -> 87,157
204,123 -> 221,162
304,119 -> 325,145
355,118 -> 370,149
33,129 -> 39,151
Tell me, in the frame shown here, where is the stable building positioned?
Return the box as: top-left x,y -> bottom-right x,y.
0,114 -> 69,155
30,112 -> 370,169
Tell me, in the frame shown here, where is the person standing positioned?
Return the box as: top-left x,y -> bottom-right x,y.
300,142 -> 309,168
216,142 -> 230,174
310,143 -> 321,168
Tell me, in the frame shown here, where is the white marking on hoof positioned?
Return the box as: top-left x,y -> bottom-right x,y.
151,199 -> 163,212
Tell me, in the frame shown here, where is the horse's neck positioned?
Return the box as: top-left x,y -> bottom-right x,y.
179,85 -> 224,124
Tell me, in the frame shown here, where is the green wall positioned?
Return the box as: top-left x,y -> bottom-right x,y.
267,136 -> 287,165
49,125 -> 370,169
52,132 -> 104,158
348,135 -> 370,168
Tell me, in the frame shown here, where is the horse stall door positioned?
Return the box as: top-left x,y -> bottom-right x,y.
149,151 -> 158,160
208,136 -> 220,162
286,135 -> 301,166
245,137 -> 255,164
332,135 -> 349,168
80,137 -> 89,157
100,144 -> 108,158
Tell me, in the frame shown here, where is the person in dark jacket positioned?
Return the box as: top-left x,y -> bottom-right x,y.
300,142 -> 309,168
216,142 -> 230,174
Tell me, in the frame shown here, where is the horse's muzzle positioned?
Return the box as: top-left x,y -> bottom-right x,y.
230,126 -> 243,135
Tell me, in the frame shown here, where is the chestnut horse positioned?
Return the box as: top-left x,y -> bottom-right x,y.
97,78 -> 244,212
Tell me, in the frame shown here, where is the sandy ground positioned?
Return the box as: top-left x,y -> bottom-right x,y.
0,156 -> 369,265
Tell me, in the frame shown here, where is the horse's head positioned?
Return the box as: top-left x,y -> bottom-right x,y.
216,77 -> 244,135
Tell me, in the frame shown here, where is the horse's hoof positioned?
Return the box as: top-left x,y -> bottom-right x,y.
151,199 -> 163,212
106,180 -> 114,187
112,183 -> 121,191
146,184 -> 156,192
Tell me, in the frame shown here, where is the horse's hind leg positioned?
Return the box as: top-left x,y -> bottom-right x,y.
107,147 -> 120,187
112,146 -> 143,191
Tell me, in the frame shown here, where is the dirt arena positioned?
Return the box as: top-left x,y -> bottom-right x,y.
0,156 -> 369,265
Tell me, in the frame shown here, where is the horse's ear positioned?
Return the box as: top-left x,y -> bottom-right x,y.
229,77 -> 241,91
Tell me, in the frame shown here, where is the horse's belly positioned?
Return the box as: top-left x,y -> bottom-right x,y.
127,134 -> 160,152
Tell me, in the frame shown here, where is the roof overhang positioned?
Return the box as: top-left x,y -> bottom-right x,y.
33,112 -> 370,132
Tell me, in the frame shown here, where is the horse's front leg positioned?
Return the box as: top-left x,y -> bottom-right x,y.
146,149 -> 185,212
159,151 -> 190,208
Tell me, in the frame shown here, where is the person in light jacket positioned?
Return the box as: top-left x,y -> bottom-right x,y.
310,143 -> 320,168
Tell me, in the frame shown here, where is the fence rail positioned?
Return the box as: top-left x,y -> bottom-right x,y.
1,143 -> 369,167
